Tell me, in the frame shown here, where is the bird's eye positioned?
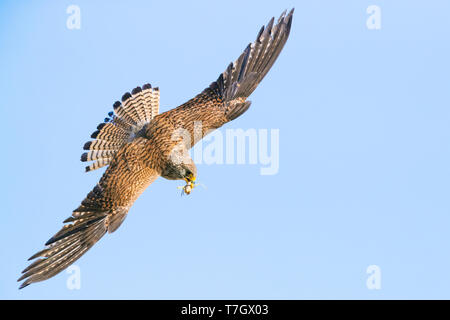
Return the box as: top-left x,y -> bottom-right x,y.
185,170 -> 194,181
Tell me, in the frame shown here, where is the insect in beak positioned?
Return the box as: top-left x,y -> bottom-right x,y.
178,176 -> 197,195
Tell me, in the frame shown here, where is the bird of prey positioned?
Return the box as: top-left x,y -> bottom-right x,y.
18,9 -> 294,289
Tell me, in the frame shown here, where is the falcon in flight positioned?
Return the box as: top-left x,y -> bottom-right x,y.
18,9 -> 294,289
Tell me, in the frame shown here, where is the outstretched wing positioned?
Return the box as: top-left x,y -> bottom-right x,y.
18,84 -> 161,288
81,83 -> 160,172
162,9 -> 294,144
19,140 -> 159,289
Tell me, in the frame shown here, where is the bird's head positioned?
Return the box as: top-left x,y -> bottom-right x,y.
179,163 -> 197,195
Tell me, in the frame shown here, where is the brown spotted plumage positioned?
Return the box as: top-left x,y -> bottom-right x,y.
18,9 -> 294,289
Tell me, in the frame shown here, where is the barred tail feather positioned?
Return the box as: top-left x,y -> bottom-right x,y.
85,159 -> 111,172
81,83 -> 160,172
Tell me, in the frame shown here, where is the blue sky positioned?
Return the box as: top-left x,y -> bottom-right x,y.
1,0 -> 450,299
